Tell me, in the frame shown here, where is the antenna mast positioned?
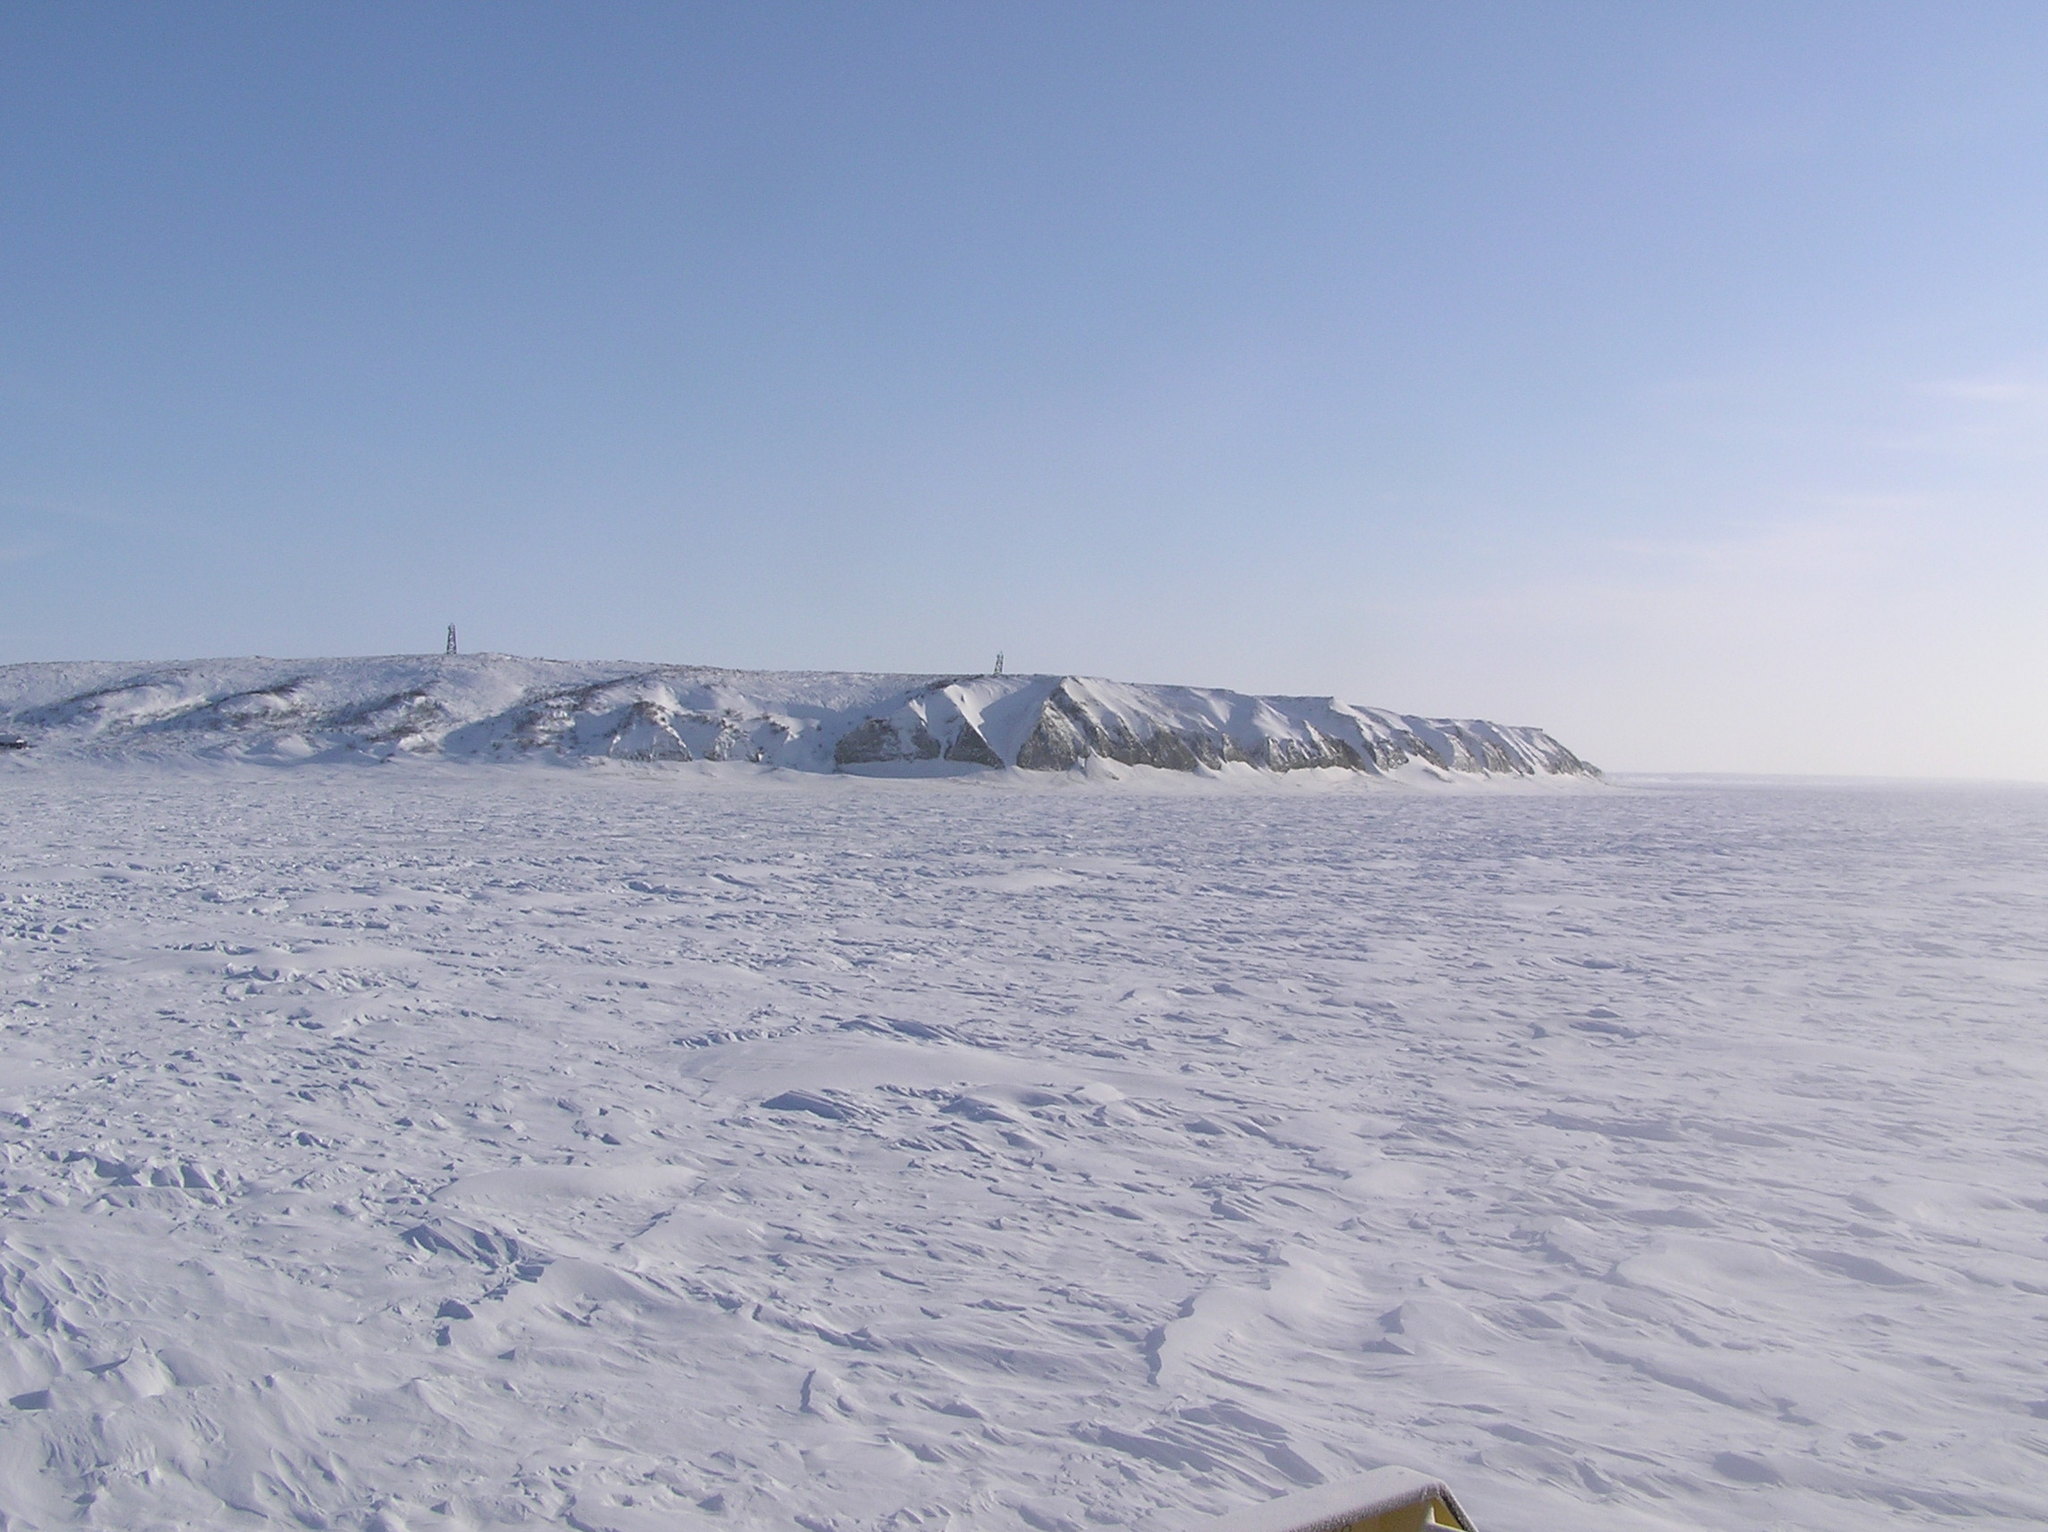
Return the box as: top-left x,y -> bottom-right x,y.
445,624 -> 458,656
993,651 -> 1004,676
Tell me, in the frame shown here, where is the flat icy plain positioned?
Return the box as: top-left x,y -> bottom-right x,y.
2,763 -> 2045,1531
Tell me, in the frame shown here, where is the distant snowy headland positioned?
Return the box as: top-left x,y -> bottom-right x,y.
0,655 -> 1599,782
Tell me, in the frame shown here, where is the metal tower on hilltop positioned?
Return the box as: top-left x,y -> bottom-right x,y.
445,624 -> 458,656
993,651 -> 1004,676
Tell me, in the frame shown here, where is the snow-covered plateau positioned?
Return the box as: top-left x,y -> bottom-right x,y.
0,656 -> 1596,782
4,747 -> 2047,1530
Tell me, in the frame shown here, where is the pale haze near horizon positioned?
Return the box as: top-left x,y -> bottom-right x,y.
3,3 -> 2045,780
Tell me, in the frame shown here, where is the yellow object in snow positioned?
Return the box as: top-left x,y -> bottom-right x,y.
1208,1467 -> 1476,1532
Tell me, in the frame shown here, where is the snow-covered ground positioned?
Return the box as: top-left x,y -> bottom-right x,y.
2,762 -> 2045,1531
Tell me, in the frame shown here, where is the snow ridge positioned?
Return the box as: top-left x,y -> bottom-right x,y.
0,655 -> 1598,781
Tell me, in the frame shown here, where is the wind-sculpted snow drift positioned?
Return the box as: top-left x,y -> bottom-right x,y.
4,772 -> 2046,1532
0,655 -> 1596,780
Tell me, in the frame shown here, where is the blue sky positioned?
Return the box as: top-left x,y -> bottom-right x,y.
5,2 -> 2047,776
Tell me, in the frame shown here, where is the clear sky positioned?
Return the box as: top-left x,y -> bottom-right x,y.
5,2 -> 2046,778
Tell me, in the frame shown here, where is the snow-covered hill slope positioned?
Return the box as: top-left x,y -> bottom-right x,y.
0,655 -> 1597,780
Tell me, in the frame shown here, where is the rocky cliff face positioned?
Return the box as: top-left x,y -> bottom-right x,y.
0,655 -> 1598,781
819,673 -> 1593,779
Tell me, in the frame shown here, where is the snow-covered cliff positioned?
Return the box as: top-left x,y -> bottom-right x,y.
0,655 -> 1598,780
